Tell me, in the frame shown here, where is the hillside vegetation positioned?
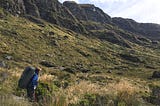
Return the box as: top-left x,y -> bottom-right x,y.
0,4 -> 160,106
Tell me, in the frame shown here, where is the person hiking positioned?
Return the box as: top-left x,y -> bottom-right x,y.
26,67 -> 41,102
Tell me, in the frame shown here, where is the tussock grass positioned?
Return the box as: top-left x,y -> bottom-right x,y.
39,74 -> 55,82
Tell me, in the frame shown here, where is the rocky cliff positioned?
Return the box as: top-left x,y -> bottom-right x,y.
63,1 -> 111,23
0,0 -> 86,33
112,17 -> 160,40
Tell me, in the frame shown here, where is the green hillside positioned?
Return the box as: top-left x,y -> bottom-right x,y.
0,8 -> 160,106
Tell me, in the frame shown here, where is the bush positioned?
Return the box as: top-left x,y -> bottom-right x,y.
115,90 -> 140,106
77,94 -> 110,106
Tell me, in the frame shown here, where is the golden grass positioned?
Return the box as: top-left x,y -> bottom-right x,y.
64,81 -> 101,104
62,76 -> 149,105
39,74 -> 55,82
107,79 -> 137,95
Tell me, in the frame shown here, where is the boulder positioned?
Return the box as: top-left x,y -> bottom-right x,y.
59,66 -> 65,71
80,68 -> 90,73
5,56 -> 13,60
63,67 -> 76,74
48,31 -> 55,35
147,86 -> 160,105
120,54 -> 141,63
107,70 -> 112,73
50,40 -> 59,46
0,61 -> 6,68
152,71 -> 160,78
40,61 -> 55,67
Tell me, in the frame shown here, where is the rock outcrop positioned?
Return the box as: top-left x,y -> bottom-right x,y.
0,0 -> 86,33
63,1 -> 111,23
112,17 -> 160,40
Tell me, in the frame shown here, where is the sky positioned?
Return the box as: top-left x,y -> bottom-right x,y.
59,0 -> 160,24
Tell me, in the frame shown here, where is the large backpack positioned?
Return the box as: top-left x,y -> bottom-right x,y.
18,66 -> 36,89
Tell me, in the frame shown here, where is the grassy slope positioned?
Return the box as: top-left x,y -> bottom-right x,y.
0,9 -> 160,105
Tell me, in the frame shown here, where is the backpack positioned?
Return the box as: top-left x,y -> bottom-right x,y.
18,66 -> 36,89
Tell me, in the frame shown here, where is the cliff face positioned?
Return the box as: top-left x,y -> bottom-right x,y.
63,1 -> 111,23
0,0 -> 26,15
0,0 -> 86,33
112,17 -> 160,40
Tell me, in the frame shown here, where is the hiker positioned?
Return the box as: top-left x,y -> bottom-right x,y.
26,67 -> 41,102
18,66 -> 41,102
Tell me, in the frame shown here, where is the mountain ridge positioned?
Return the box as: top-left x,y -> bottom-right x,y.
1,0 -> 160,41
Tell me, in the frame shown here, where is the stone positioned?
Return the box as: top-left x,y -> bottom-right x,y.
0,61 -> 6,68
116,72 -> 123,75
63,68 -> 76,74
152,71 -> 160,78
107,70 -> 112,73
147,86 -> 160,105
48,31 -> 55,35
59,66 -> 65,71
5,56 -> 13,60
40,61 -> 55,67
50,40 -> 59,46
80,68 -> 90,73
45,54 -> 53,57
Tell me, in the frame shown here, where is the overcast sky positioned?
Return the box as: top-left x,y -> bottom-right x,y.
59,0 -> 160,24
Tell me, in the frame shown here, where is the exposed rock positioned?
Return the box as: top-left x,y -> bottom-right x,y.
63,1 -> 111,23
80,68 -> 90,73
152,71 -> 160,78
116,72 -> 123,75
147,86 -> 160,105
120,54 -> 141,63
50,40 -> 59,46
63,35 -> 69,39
40,60 -> 55,67
63,1 -> 87,21
62,81 -> 69,89
145,65 -> 155,69
5,56 -> 13,60
92,30 -> 131,48
0,61 -> 6,68
25,15 -> 44,25
107,70 -> 112,73
0,0 -> 86,33
59,66 -> 65,71
23,0 -> 40,17
76,49 -> 91,57
63,67 -> 76,74
112,17 -> 160,40
48,31 -> 55,35
0,0 -> 26,16
45,54 -> 53,57
95,70 -> 101,74
152,40 -> 159,44
79,76 -> 89,80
